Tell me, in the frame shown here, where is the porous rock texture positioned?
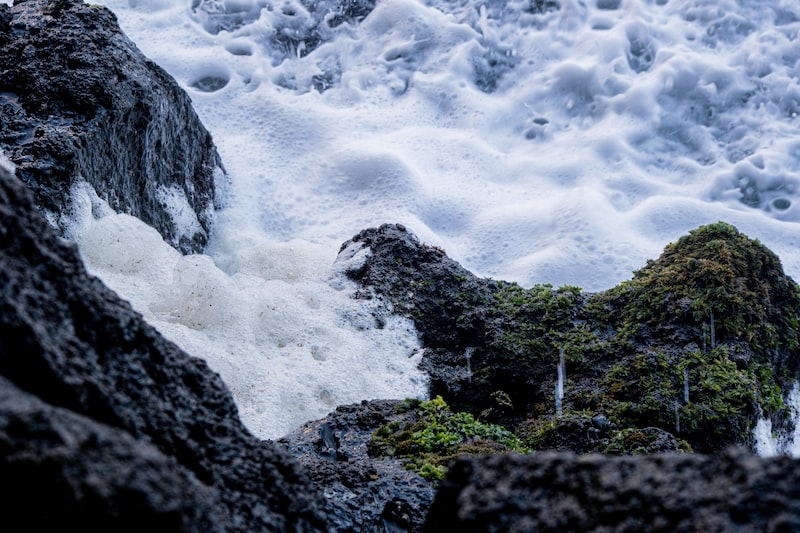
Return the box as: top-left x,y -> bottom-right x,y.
0,163 -> 327,531
0,375 -> 224,532
423,449 -> 800,532
279,400 -> 436,533
0,0 -> 223,254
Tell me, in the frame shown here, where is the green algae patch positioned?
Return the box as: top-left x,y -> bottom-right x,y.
370,396 -> 527,482
605,222 -> 800,362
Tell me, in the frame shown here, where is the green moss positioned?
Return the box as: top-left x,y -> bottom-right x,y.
605,222 -> 800,357
604,427 -> 692,455
598,346 -> 761,450
371,396 -> 528,482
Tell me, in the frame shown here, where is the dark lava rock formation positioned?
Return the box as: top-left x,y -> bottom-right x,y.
0,375 -> 225,532
279,400 -> 436,533
0,0 -> 223,254
424,449 -> 800,532
0,163 -> 326,530
340,223 -> 800,454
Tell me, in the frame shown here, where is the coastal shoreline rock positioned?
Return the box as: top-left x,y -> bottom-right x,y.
279,399 -> 436,533
339,223 -> 800,454
0,0 -> 224,254
424,449 -> 800,532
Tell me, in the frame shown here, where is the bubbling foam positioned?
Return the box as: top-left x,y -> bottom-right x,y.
65,181 -> 427,439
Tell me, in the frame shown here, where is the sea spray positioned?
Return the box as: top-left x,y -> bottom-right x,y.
755,383 -> 800,457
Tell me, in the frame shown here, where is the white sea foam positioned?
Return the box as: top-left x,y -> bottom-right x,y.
755,383 -> 800,458
66,181 -> 427,439
45,0 -> 800,438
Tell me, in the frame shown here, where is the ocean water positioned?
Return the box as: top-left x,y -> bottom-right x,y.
9,0 -> 800,441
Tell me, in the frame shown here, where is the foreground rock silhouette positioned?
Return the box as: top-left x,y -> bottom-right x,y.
424,449 -> 800,532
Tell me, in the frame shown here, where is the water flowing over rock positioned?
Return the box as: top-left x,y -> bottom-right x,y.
0,0 -> 224,254
424,449 -> 800,532
0,164 -> 326,530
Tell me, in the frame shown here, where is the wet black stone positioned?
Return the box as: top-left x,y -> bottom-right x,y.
0,0 -> 225,254
280,400 -> 436,533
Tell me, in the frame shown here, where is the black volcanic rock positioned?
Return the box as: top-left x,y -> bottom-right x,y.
0,0 -> 224,254
424,449 -> 800,532
279,400 -> 436,533
0,375 -> 224,532
0,164 -> 326,530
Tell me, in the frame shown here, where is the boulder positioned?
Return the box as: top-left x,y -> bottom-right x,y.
424,449 -> 800,532
0,164 -> 327,530
0,375 -> 224,532
0,0 -> 224,254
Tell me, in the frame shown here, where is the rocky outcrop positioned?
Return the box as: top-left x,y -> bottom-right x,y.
340,223 -> 800,453
424,449 -> 800,532
0,164 -> 326,530
280,400 -> 436,533
0,0 -> 223,254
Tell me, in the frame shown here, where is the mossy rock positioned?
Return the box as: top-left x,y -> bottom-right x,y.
370,397 -> 527,482
603,427 -> 692,455
345,222 -> 800,453
599,222 -> 800,366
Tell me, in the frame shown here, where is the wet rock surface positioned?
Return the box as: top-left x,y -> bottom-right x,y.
0,164 -> 326,531
424,449 -> 800,532
0,0 -> 224,254
279,400 -> 436,533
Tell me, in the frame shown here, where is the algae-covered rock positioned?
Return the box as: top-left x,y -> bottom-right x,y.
369,396 -> 527,483
341,222 -> 800,454
600,221 -> 800,368
591,222 -> 800,451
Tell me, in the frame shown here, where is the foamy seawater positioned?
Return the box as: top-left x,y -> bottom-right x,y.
11,0 -> 800,439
